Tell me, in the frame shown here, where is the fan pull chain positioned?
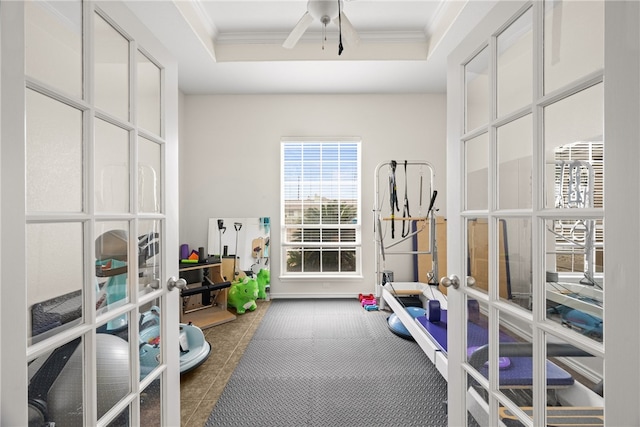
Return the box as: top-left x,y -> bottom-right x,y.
322,23 -> 326,50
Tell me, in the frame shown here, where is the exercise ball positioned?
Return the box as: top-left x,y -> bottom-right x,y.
47,333 -> 130,425
387,306 -> 426,340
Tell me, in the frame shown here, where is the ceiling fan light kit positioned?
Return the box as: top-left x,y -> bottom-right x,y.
308,0 -> 339,23
282,0 -> 359,55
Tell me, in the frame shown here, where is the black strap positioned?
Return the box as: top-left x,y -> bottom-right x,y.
402,161 -> 411,237
427,190 -> 438,216
337,0 -> 344,55
389,161 -> 399,238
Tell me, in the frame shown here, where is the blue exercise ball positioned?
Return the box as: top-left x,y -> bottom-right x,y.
387,306 -> 426,340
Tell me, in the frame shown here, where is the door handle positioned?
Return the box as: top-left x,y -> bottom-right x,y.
167,276 -> 187,291
440,275 -> 460,289
439,275 -> 476,289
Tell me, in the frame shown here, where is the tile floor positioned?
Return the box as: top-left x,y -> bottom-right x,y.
180,301 -> 271,426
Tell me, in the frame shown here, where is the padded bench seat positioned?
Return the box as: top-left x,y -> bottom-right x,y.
416,305 -> 575,388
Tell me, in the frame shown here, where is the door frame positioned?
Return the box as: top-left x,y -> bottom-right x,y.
602,1 -> 640,424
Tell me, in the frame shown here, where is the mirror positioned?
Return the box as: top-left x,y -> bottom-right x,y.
207,217 -> 270,281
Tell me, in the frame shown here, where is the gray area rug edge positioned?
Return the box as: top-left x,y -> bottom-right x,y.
205,299 -> 448,427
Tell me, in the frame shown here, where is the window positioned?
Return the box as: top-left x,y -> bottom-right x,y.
281,140 -> 361,276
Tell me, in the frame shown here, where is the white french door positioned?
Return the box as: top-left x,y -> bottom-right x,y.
443,1 -> 628,425
1,1 -> 181,425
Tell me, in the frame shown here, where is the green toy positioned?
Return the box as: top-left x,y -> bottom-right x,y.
256,268 -> 270,299
227,276 -> 259,314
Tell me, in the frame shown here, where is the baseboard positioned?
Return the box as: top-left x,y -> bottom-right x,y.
270,293 -> 362,299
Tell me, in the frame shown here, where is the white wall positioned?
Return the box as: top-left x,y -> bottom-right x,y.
179,93 -> 446,297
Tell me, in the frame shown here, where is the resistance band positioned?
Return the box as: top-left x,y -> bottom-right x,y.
402,161 -> 411,238
389,161 -> 399,238
337,0 -> 344,55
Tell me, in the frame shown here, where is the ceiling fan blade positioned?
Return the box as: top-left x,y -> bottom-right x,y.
283,12 -> 314,49
336,11 -> 360,46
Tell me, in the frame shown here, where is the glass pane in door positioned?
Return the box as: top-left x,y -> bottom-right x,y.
137,51 -> 161,136
545,218 -> 603,342
543,0 -> 604,94
139,298 -> 162,380
140,379 -> 161,426
96,221 -> 130,329
497,7 -> 532,117
552,141 -> 604,210
544,84 -> 603,209
498,402 -> 531,427
467,371 -> 488,426
105,404 -> 130,426
467,218 -> 489,296
138,220 -> 162,297
500,217 -> 532,309
28,337 -> 84,426
467,219 -> 516,301
27,222 -> 84,344
545,332 -> 603,424
96,319 -> 131,421
26,89 -> 83,213
138,137 -> 162,213
95,119 -> 130,213
465,132 -> 489,211
497,115 -> 532,209
497,310 -> 533,395
465,298 -> 491,421
94,13 -> 129,121
465,47 -> 490,131
25,0 -> 82,98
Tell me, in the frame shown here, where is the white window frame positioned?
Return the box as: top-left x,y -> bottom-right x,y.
280,138 -> 362,278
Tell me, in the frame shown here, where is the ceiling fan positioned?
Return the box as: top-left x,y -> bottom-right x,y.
282,0 -> 360,55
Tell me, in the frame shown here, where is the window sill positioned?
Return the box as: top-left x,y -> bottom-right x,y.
279,274 -> 364,281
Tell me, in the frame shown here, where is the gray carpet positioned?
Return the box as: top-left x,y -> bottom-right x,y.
205,299 -> 448,426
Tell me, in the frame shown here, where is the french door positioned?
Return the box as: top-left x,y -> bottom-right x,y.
443,0 -> 630,425
1,1 -> 181,425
